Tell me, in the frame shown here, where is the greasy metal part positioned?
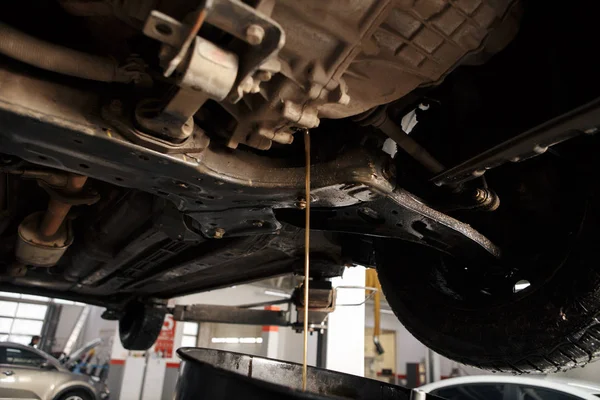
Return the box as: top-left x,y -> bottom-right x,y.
138,16 -> 239,142
355,107 -> 445,174
103,101 -> 211,154
189,207 -> 280,238
438,187 -> 500,213
171,303 -> 290,326
433,96 -> 600,186
40,174 -> 87,237
223,0 -> 520,150
5,169 -> 70,187
164,3 -> 210,77
203,0 -> 285,103
0,67 -> 498,261
0,21 -> 143,83
293,282 -> 335,335
277,189 -> 501,260
16,211 -> 74,267
293,282 -> 333,310
302,129 -> 310,391
473,188 -> 501,211
14,173 -> 97,268
176,348 -> 446,400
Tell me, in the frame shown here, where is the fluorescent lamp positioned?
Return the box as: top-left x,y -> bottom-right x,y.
264,290 -> 291,298
211,337 -> 263,344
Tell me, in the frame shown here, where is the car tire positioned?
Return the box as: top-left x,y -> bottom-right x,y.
119,300 -> 166,350
57,389 -> 93,400
375,201 -> 600,374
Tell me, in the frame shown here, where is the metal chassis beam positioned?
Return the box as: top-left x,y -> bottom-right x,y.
433,96 -> 600,186
171,304 -> 291,326
0,65 -> 498,260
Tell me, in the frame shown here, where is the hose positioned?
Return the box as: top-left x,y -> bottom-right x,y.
0,21 -> 130,83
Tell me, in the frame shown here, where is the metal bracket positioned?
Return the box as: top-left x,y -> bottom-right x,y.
203,0 -> 285,102
141,10 -> 239,142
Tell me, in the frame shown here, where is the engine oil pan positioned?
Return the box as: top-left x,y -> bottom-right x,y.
175,348 -> 441,400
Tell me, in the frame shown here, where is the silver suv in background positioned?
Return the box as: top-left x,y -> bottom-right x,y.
0,342 -> 109,400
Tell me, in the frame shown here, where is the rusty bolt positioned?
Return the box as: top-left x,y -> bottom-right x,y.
213,228 -> 225,239
246,24 -> 265,45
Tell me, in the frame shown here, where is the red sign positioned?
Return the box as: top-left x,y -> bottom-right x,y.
154,314 -> 176,358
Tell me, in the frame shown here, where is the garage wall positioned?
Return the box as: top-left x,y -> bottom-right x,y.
364,307 -> 491,379
365,310 -> 426,376
52,304 -> 83,353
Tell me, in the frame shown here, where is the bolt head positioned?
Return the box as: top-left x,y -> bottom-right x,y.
296,199 -> 307,210
246,24 -> 265,45
213,227 -> 225,239
473,189 -> 487,203
256,71 -> 272,82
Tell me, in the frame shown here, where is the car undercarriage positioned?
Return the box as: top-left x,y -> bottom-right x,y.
1,0 -> 600,374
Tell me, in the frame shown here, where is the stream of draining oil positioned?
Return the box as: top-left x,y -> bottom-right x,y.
302,129 -> 311,391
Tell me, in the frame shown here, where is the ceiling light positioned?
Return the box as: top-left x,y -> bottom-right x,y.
264,290 -> 291,298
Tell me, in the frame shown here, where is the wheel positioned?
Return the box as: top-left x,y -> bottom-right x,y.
376,157 -> 600,373
119,300 -> 166,350
58,389 -> 92,400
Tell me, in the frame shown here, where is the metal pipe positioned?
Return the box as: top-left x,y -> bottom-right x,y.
0,22 -> 128,83
40,174 -> 87,237
355,107 -> 445,174
7,169 -> 70,187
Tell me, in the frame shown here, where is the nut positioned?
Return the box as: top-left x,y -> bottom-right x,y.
213,227 -> 225,239
246,24 -> 265,45
296,199 -> 307,210
256,71 -> 272,82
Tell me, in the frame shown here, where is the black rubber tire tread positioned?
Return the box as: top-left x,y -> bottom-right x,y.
57,389 -> 93,400
375,193 -> 600,373
119,300 -> 166,351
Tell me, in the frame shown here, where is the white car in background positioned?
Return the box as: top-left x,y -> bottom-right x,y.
419,375 -> 600,400
0,341 -> 109,400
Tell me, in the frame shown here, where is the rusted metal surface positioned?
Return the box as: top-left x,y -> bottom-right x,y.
16,211 -> 73,267
40,174 -> 87,237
